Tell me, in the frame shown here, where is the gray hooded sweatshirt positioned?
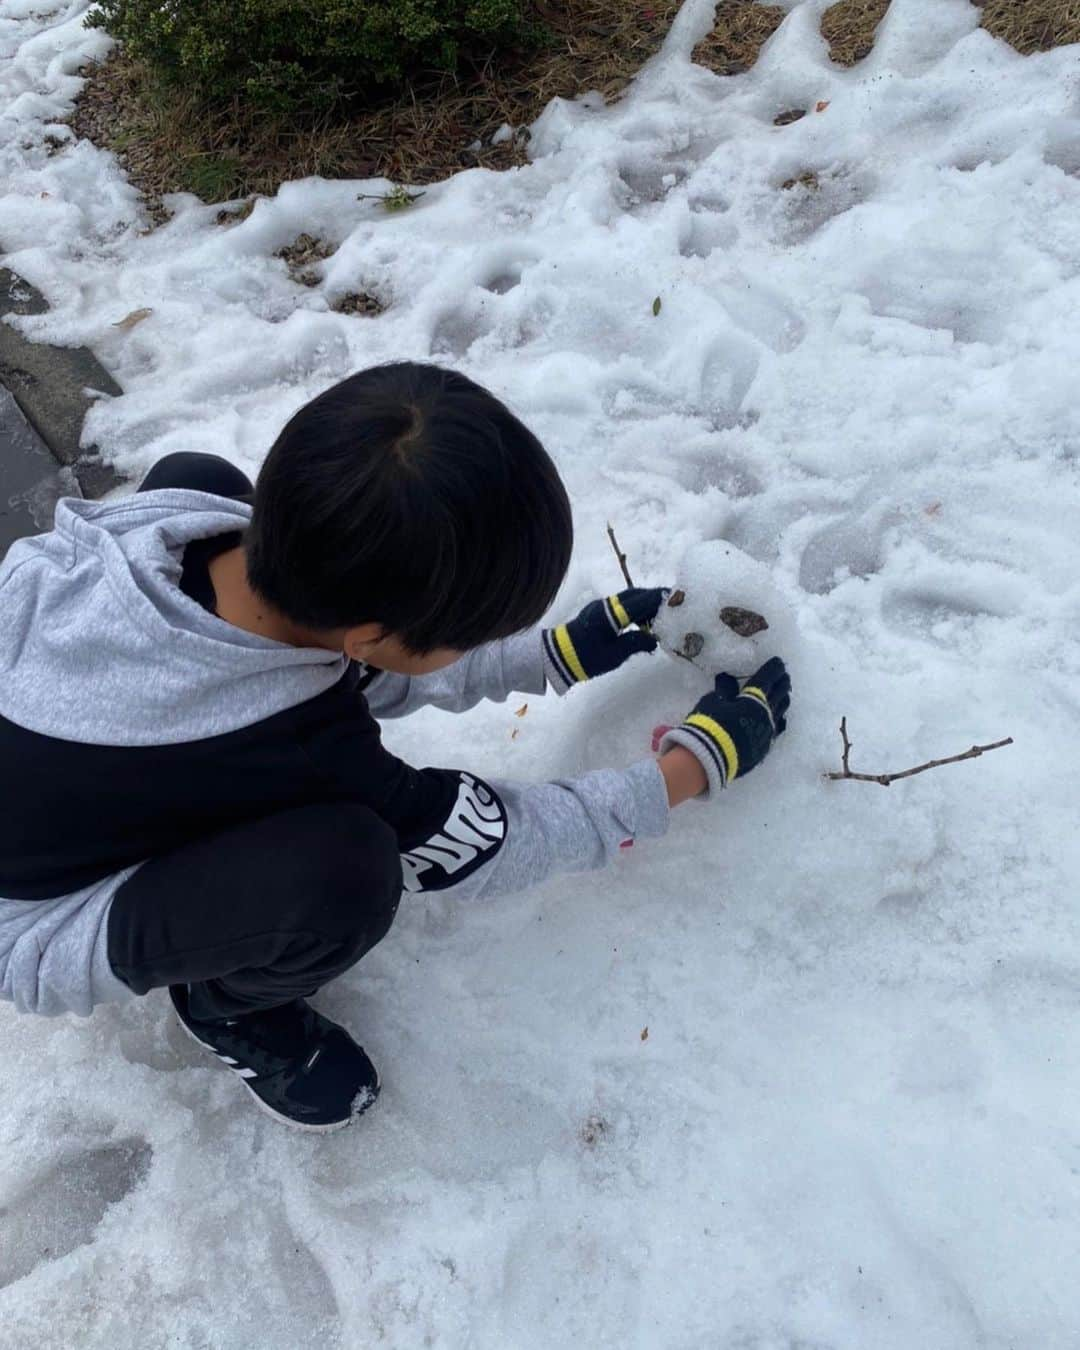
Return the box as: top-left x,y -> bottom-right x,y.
0,490 -> 670,1017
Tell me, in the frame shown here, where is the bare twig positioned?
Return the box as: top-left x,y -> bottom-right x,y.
606,522 -> 635,589
605,520 -> 669,647
825,717 -> 1013,786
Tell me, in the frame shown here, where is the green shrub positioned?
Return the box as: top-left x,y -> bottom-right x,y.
86,0 -> 539,114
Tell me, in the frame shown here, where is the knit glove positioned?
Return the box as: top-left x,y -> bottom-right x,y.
542,587 -> 668,694
659,656 -> 791,799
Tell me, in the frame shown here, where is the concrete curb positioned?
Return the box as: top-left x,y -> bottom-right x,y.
0,268 -> 125,499
0,387 -> 80,555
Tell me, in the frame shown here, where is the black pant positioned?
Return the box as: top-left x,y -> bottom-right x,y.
108,803 -> 403,1020
106,453 -> 403,1022
138,449 -> 255,499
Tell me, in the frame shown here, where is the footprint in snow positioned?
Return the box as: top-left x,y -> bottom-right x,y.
478,247 -> 542,296
666,446 -> 764,499
799,518 -> 887,595
679,210 -> 739,259
483,269 -> 523,296
430,306 -> 492,359
865,0 -> 980,79
616,159 -> 690,207
881,587 -> 994,645
0,1138 -> 151,1288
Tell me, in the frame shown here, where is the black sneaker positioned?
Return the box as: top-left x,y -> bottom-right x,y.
170,984 -> 379,1132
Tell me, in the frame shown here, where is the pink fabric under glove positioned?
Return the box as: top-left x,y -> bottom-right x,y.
651,723 -> 673,754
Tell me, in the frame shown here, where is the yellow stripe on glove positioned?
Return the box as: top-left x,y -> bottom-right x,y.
554,624 -> 589,684
608,594 -> 631,629
685,712 -> 740,783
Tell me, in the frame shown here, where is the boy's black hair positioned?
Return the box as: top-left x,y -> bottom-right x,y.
245,361 -> 573,652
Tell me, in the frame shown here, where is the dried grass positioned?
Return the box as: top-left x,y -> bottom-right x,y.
330,293 -> 383,316
820,0 -> 890,66
978,0 -> 1080,53
70,0 -> 805,218
73,0 -> 1078,227
70,0 -> 684,215
276,233 -> 334,278
273,233 -> 386,313
821,0 -> 1080,68
691,1 -> 786,75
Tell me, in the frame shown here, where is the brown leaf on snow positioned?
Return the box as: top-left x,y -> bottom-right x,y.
515,703 -> 528,717
112,307 -> 153,331
511,728 -> 520,740
815,100 -> 830,112
640,1026 -> 649,1041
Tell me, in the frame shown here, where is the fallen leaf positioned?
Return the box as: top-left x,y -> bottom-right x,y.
515,703 -> 528,717
640,1026 -> 649,1041
511,728 -> 520,740
667,589 -> 686,607
815,99 -> 830,112
652,295 -> 662,316
112,307 -> 153,331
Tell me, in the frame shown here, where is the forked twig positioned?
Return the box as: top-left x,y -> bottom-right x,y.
825,717 -> 1013,786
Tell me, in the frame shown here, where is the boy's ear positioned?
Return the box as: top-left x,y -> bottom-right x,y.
343,622 -> 386,661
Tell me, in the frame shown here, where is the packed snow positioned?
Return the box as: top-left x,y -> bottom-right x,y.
653,539 -> 799,674
3,0 -> 1080,1345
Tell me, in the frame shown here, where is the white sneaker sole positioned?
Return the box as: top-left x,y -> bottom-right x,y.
173,1006 -> 379,1134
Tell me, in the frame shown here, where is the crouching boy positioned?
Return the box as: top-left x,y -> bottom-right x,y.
0,361 -> 790,1131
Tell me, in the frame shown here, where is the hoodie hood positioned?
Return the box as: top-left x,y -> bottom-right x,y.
0,490 -> 348,746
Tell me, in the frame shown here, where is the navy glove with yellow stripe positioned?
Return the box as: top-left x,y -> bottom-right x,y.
542,587 -> 667,694
659,657 -> 791,798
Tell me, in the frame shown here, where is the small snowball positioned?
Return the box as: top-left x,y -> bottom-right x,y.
491,123 -> 515,146
652,540 -> 800,677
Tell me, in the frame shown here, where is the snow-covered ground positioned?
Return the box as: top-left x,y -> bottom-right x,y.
3,0 -> 1080,1344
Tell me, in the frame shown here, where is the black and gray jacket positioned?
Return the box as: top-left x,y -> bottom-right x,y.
0,489 -> 670,1016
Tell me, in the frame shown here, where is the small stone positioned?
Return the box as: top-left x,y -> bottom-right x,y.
681,632 -> 705,659
667,589 -> 686,607
720,607 -> 768,637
